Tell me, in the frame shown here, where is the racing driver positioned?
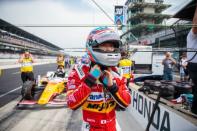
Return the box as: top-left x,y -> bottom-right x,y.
66,27 -> 131,131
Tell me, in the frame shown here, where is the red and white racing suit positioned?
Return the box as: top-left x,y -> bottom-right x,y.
66,64 -> 131,131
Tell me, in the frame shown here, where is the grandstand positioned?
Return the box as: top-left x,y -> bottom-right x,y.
0,18 -> 63,58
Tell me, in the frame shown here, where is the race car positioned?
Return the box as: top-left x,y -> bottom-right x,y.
17,70 -> 68,108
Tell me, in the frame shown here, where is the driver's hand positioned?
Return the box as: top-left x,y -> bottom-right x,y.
89,65 -> 102,79
84,64 -> 102,88
102,70 -> 113,87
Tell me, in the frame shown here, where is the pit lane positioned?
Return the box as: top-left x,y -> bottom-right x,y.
0,63 -> 143,131
0,99 -> 143,131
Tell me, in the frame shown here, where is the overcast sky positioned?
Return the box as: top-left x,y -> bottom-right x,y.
0,0 -> 187,56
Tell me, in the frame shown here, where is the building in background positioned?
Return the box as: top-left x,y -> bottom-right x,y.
121,0 -> 171,45
152,0 -> 196,60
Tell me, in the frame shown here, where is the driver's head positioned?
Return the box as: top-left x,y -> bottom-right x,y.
56,65 -> 65,77
86,27 -> 121,66
59,54 -> 64,58
24,51 -> 30,58
57,65 -> 64,71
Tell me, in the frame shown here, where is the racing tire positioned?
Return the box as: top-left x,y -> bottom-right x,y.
21,80 -> 35,100
33,86 -> 45,100
173,81 -> 192,98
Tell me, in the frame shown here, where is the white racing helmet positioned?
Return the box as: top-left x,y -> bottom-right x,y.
86,27 -> 121,66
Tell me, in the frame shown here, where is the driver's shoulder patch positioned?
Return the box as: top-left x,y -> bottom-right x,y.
75,64 -> 85,80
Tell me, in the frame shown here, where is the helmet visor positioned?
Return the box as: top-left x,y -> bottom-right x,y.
92,40 -> 121,53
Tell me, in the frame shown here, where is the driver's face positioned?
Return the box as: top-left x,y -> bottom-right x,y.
98,43 -> 115,52
24,52 -> 30,58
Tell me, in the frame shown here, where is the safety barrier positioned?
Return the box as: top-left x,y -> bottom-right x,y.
0,59 -> 56,69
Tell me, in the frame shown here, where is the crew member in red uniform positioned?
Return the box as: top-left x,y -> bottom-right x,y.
66,27 -> 131,131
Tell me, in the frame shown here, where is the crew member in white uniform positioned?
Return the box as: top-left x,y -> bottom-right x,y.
187,4 -> 197,114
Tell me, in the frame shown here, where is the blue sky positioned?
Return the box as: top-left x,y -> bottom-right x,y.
0,0 -> 189,56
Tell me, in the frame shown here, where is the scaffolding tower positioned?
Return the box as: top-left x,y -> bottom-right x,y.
121,0 -> 171,45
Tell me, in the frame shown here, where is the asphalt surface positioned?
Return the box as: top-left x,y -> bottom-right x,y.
0,63 -> 57,107
0,99 -> 83,131
0,100 -> 143,131
0,63 -> 143,131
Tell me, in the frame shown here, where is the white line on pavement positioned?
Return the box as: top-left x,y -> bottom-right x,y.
116,120 -> 122,131
0,86 -> 22,98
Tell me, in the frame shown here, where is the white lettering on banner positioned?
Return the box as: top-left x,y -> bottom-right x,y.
115,8 -> 123,15
132,91 -> 170,130
128,88 -> 197,131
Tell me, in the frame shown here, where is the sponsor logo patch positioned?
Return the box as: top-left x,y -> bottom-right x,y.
87,92 -> 104,101
87,92 -> 112,101
75,65 -> 85,80
83,100 -> 116,113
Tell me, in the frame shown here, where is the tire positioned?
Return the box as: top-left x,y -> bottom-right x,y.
21,80 -> 35,100
143,80 -> 175,98
160,84 -> 175,98
33,86 -> 45,100
173,82 -> 192,98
